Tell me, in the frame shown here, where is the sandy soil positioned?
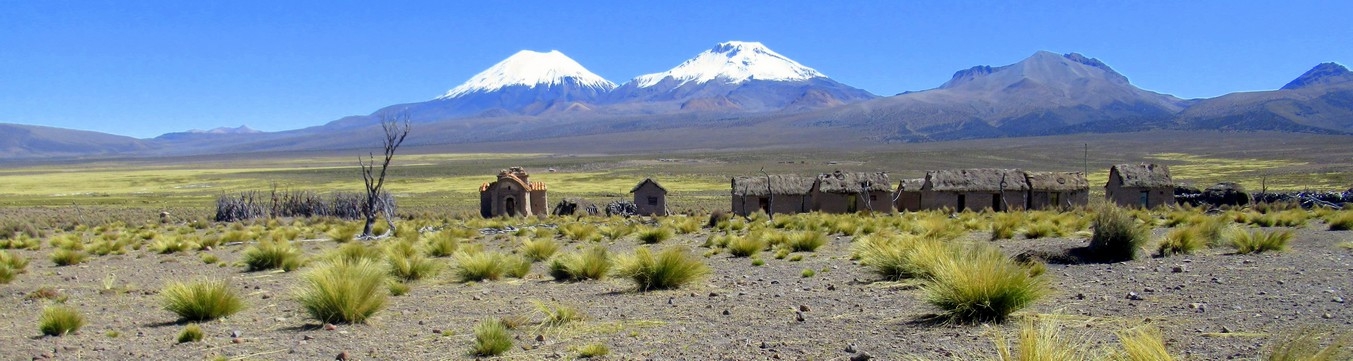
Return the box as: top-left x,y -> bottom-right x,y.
1,221 -> 1349,360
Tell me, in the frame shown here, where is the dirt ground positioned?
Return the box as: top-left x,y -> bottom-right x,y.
0,220 -> 1349,360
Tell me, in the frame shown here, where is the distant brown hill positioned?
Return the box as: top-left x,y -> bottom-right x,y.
0,123 -> 151,158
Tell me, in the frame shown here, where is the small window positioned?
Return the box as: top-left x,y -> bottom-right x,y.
647,196 -> 658,206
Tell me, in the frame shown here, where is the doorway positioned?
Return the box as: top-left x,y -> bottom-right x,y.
505,197 -> 517,216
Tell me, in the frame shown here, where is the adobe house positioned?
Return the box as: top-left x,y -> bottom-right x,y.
1025,171 -> 1089,210
479,167 -> 548,218
731,174 -> 815,216
920,169 -> 1029,212
1105,163 -> 1174,208
813,171 -> 894,213
893,178 -> 925,212
630,178 -> 669,216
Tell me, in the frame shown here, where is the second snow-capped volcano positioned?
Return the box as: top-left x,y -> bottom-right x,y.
632,41 -> 825,87
607,41 -> 875,112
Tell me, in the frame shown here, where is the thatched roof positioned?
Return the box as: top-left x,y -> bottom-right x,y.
896,178 -> 925,193
924,169 -> 1030,192
816,171 -> 891,194
1110,163 -> 1172,188
731,175 -> 815,196
630,178 -> 667,193
1026,171 -> 1088,191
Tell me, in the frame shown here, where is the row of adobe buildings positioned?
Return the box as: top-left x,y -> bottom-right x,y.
478,164 -> 1175,218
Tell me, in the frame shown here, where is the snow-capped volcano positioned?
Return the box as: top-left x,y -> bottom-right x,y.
439,50 -> 615,99
631,41 -> 824,88
606,41 -> 873,112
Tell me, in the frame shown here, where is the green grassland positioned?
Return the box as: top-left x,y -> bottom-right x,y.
0,131 -> 1349,214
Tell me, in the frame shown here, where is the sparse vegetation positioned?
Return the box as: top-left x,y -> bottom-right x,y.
636,227 -> 674,244
923,244 -> 1045,323
1156,227 -> 1206,257
1263,328 -> 1352,361
1089,203 -> 1149,262
386,241 -> 441,282
549,246 -> 612,281
472,317 -> 512,357
38,305 -> 85,336
453,251 -> 527,282
1230,228 -> 1293,254
533,300 -> 584,327
577,343 -> 610,358
615,246 -> 709,291
295,259 -> 389,324
519,237 -> 560,262
989,318 -> 1097,361
50,248 -> 88,266
1115,326 -> 1175,361
726,235 -> 765,257
177,324 -> 204,343
161,278 -> 245,322
242,239 -> 303,272
1326,211 -> 1353,231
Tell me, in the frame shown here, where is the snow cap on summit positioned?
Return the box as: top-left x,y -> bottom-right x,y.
631,41 -> 825,88
440,50 -> 616,99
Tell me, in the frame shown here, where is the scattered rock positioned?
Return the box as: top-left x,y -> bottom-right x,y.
1075,293 -> 1085,300
798,305 -> 810,312
231,330 -> 241,338
536,334 -> 545,342
1323,313 -> 1334,319
850,352 -> 873,361
232,338 -> 243,344
431,329 -> 442,335
1335,297 -> 1346,303
760,341 -> 769,349
335,351 -> 349,361
1189,303 -> 1207,312
827,284 -> 836,291
323,323 -> 337,331
1127,292 -> 1145,301
1172,265 -> 1185,273
722,309 -> 731,316
1220,326 -> 1232,333
303,335 -> 314,340
845,343 -> 857,353
795,311 -> 805,322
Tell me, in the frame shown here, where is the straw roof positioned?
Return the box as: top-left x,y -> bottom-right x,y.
816,171 -> 892,194
896,178 -> 925,193
924,169 -> 1030,192
1110,163 -> 1173,188
1026,171 -> 1088,192
630,178 -> 667,193
731,175 -> 815,196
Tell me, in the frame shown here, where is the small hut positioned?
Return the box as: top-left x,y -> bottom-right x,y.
479,167 -> 548,218
731,175 -> 815,216
920,169 -> 1029,211
630,178 -> 669,216
893,178 -> 925,212
1105,163 -> 1174,208
1025,171 -> 1089,210
813,171 -> 893,213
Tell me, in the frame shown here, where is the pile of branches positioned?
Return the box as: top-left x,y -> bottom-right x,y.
1251,190 -> 1352,209
215,189 -> 395,222
605,200 -> 639,217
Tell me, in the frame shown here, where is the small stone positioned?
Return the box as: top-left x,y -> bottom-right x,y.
1171,266 -> 1185,273
471,296 -> 481,301
799,305 -> 810,312
432,329 -> 442,335
536,334 -> 545,342
795,311 -> 806,322
323,323 -> 337,331
827,284 -> 836,291
1323,313 -> 1334,319
303,335 -> 314,340
231,330 -> 241,338
722,309 -> 731,316
1221,326 -> 1232,333
1335,297 -> 1345,303
262,294 -> 271,300
760,341 -> 769,349
232,338 -> 243,344
1127,292 -> 1144,301
667,297 -> 674,305
336,351 -> 350,361
1144,287 -> 1156,293
709,292 -> 718,297
850,352 -> 873,361
845,343 -> 857,353
1075,293 -> 1085,300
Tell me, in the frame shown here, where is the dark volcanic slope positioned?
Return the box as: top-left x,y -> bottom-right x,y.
1175,63 -> 1353,133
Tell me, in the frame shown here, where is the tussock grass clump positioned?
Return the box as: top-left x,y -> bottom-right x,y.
38,305 -> 85,336
161,278 -> 245,322
1229,228 -> 1293,254
454,251 -> 528,282
726,235 -> 765,258
615,246 -> 709,291
326,242 -> 384,264
915,216 -> 965,240
989,318 -> 1099,361
599,223 -> 634,240
0,250 -> 28,284
559,223 -> 600,242
533,300 -> 584,327
549,246 -> 611,281
242,239 -> 302,272
177,324 -> 204,343
471,318 -> 512,357
50,248 -> 88,266
1263,328 -> 1352,361
787,231 -> 827,252
327,223 -> 361,243
667,217 -> 702,234
577,343 -> 610,358
294,258 -> 389,324
1115,326 -> 1175,361
636,227 -> 674,244
385,241 -> 441,282
0,265 -> 16,284
150,236 -> 197,254
1327,211 -> 1353,231
519,237 -> 560,262
1156,228 -> 1206,257
924,245 -> 1045,323
422,231 -> 460,257
1023,219 -> 1062,239
990,213 -> 1022,240
1088,203 -> 1149,262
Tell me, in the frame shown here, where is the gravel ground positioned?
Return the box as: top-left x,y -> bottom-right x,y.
0,222 -> 1349,360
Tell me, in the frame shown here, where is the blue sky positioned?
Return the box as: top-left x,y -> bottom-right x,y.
2,1 -> 1349,138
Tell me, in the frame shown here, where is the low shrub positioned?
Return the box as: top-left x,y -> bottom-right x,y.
1156,228 -> 1206,257
1327,211 -> 1353,231
1116,326 -> 1175,361
38,305 -> 85,336
600,224 -> 634,240
923,244 -> 1045,323
471,318 -> 512,357
386,242 -> 441,282
519,237 -> 560,262
577,343 -> 610,358
533,300 -> 584,327
1088,203 -> 1149,262
1023,219 -> 1061,239
726,235 -> 765,258
177,324 -> 204,343
327,223 -> 360,243
559,223 -> 600,242
423,231 -> 460,258
1263,328 -> 1352,361
294,258 -> 389,324
161,278 -> 245,322
453,251 -> 528,282
548,246 -> 611,281
150,236 -> 197,254
325,243 -> 383,264
990,213 -> 1022,240
1230,228 -> 1293,254
636,227 -> 674,244
614,246 -> 709,291
242,239 -> 302,272
50,248 -> 88,266
990,318 -> 1096,361
787,231 -> 827,252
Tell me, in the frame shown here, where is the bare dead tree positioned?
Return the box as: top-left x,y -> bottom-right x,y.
359,114 -> 411,239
